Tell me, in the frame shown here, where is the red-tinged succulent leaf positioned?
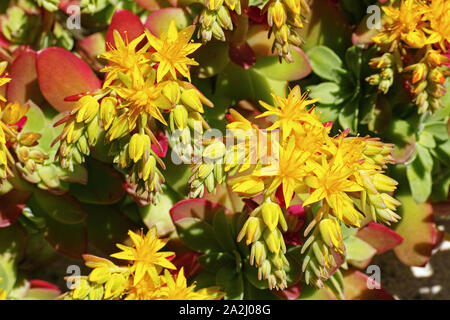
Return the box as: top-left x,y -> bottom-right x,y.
393,193 -> 438,267
170,198 -> 231,225
135,0 -> 173,10
144,8 -> 190,37
0,189 -> 32,228
105,9 -> 145,49
229,42 -> 256,69
252,47 -> 311,81
36,47 -> 101,112
7,49 -> 45,106
202,183 -> 244,213
342,270 -> 394,300
69,159 -> 126,205
170,250 -> 202,278
273,282 -> 302,300
356,222 -> 403,255
246,24 -> 274,57
77,32 -> 106,62
29,280 -> 60,291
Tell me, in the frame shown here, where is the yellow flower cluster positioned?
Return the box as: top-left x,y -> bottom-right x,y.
370,0 -> 450,113
64,227 -> 225,300
265,0 -> 309,62
0,61 -> 47,183
223,86 -> 399,289
372,0 -> 450,51
53,21 -> 213,202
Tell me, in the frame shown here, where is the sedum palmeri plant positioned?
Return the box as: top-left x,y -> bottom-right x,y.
368,0 -> 450,113
52,20 -> 213,203
61,226 -> 225,300
189,85 -> 400,290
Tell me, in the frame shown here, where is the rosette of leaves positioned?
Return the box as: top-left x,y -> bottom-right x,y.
305,45 -> 382,134
385,94 -> 450,204
0,1 -> 74,51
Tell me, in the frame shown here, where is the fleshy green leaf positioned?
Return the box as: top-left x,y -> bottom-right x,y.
174,217 -> 222,253
344,235 -> 377,269
307,82 -> 342,105
307,46 -> 346,81
30,189 -> 87,225
406,145 -> 433,203
139,186 -> 179,236
69,159 -> 125,205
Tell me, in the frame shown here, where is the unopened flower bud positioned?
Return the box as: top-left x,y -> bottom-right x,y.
319,218 -> 344,254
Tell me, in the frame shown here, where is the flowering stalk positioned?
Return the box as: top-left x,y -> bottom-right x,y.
369,0 -> 450,113
62,227 -> 225,300
52,21 -> 213,203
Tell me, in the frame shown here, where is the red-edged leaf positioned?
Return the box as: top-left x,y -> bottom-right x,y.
343,270 -> 394,300
356,222 -> 403,255
144,8 -> 190,37
202,183 -> 244,213
170,199 -> 231,225
0,189 -> 32,228
170,250 -> 202,278
7,49 -> 45,106
393,194 -> 438,267
105,9 -> 145,49
29,280 -> 60,291
36,47 -> 101,112
229,42 -> 256,69
77,32 -> 106,62
273,282 -> 302,300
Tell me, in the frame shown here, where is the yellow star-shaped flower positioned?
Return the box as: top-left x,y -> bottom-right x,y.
146,20 -> 201,83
